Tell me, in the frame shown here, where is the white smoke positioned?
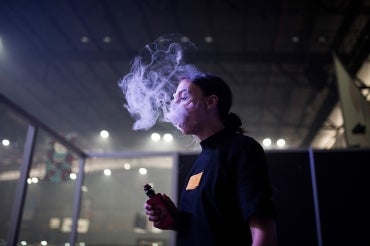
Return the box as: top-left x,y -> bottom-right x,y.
165,100 -> 200,131
119,34 -> 199,130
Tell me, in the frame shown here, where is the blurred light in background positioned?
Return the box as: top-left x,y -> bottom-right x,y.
151,133 -> 160,141
100,130 -> 109,139
163,133 -> 173,142
262,138 -> 272,147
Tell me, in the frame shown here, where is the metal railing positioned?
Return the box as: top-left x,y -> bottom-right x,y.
1,93 -> 88,246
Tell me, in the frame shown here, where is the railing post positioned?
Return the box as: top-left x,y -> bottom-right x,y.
308,147 -> 323,246
69,157 -> 86,246
7,125 -> 38,246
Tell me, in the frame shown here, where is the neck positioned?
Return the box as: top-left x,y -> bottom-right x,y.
196,121 -> 225,141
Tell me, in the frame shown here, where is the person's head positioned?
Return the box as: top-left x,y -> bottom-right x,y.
165,73 -> 244,139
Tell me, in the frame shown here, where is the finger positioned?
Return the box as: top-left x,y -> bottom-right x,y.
144,203 -> 152,210
148,214 -> 162,222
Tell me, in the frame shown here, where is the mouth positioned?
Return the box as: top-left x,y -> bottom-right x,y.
164,103 -> 188,128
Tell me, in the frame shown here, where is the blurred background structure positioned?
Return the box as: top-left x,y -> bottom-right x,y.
0,0 -> 369,245
0,0 -> 369,153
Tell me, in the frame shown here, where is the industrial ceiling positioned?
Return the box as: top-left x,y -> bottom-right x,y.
1,0 -> 369,155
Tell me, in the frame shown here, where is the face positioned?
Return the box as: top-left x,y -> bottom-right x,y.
165,79 -> 208,134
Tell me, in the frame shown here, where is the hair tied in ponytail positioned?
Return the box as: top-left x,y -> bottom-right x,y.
225,112 -> 244,133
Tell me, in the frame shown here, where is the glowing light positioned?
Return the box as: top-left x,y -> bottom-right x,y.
80,36 -> 89,43
163,133 -> 173,142
180,36 -> 190,42
27,178 -> 32,184
103,169 -> 111,176
103,36 -> 111,43
69,173 -> 77,180
291,36 -> 300,43
31,177 -> 38,183
276,139 -> 286,147
204,36 -> 213,43
100,130 -> 109,138
123,163 -> 131,170
318,35 -> 327,43
2,139 -> 10,146
138,168 -> 147,175
262,138 -> 272,147
41,241 -> 47,245
20,241 -> 27,245
151,133 -> 161,141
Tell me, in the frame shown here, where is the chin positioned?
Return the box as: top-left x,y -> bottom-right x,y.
176,124 -> 190,135
180,128 -> 194,135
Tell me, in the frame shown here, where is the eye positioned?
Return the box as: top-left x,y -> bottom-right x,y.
179,96 -> 189,101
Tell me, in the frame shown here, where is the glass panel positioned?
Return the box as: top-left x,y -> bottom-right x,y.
80,155 -> 175,246
0,101 -> 29,244
17,129 -> 80,246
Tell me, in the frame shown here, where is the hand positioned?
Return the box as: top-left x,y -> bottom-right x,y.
144,193 -> 177,230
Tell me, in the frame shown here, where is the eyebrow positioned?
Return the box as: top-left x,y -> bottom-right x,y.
180,89 -> 189,93
174,89 -> 191,97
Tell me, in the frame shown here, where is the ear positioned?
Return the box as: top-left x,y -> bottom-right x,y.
206,95 -> 218,110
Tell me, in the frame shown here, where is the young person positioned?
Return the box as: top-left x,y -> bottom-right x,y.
144,73 -> 277,246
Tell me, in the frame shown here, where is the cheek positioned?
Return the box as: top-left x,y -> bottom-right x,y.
164,103 -> 189,127
164,99 -> 204,128
184,99 -> 201,112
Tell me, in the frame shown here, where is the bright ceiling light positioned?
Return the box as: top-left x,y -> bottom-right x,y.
103,36 -> 111,43
204,35 -> 213,43
100,130 -> 109,138
180,36 -> 190,42
277,139 -> 286,147
139,168 -> 147,175
69,173 -> 77,180
123,162 -> 131,170
317,35 -> 327,43
291,35 -> 300,43
103,169 -> 111,176
2,139 -> 10,146
151,133 -> 160,141
163,133 -> 173,142
80,36 -> 89,43
262,138 -> 272,147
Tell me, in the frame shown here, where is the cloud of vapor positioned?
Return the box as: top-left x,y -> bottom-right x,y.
119,34 -> 200,130
165,99 -> 200,131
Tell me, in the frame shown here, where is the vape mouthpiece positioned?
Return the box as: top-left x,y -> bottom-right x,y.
144,184 -> 156,198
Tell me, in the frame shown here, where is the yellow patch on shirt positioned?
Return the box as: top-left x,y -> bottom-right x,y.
186,171 -> 203,190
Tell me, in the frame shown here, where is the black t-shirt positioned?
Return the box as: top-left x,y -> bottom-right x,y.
177,128 -> 276,246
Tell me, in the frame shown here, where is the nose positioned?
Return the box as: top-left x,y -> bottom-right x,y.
170,96 -> 179,105
172,93 -> 178,103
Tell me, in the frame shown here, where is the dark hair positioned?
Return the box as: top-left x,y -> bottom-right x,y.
190,73 -> 245,133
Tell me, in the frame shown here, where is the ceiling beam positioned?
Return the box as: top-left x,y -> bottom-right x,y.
10,51 -> 333,64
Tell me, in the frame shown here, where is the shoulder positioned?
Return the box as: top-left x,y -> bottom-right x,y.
230,133 -> 263,149
225,133 -> 266,160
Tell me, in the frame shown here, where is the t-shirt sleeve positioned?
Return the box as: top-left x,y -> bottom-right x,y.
233,137 -> 277,221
